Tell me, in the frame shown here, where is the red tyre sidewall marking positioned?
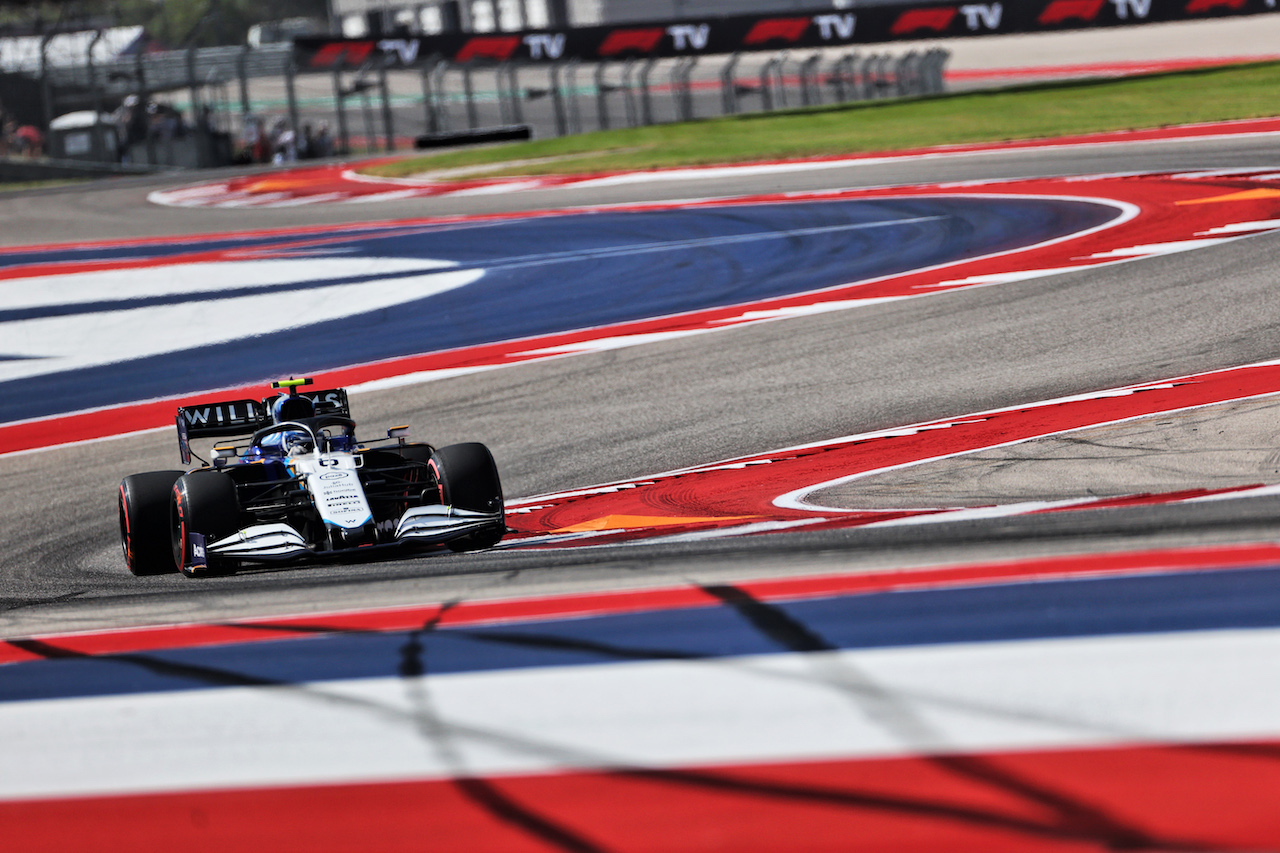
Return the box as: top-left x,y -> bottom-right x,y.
117,483 -> 132,566
172,481 -> 186,571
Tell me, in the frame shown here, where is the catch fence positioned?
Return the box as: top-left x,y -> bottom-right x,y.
8,38 -> 947,169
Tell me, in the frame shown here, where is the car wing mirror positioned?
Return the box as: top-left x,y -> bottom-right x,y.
212,443 -> 240,468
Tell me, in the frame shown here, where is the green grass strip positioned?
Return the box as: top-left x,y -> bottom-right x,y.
365,61 -> 1280,180
0,177 -> 88,192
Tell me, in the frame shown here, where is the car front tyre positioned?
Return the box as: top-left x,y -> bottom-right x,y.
431,442 -> 506,552
171,471 -> 240,577
119,471 -> 185,576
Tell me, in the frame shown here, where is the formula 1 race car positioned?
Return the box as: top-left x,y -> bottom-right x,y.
118,378 -> 506,577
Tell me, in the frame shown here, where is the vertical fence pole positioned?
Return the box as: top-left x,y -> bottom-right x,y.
360,83 -> 377,153
800,53 -> 821,106
238,45 -> 252,115
594,63 -> 610,130
550,62 -> 567,136
759,57 -> 776,112
831,53 -> 851,102
895,52 -> 913,96
432,60 -> 452,132
39,32 -> 54,131
136,50 -> 157,165
669,59 -> 684,122
87,29 -> 107,162
187,43 -> 207,166
332,68 -> 351,155
421,55 -> 439,134
776,53 -> 789,109
286,58 -> 302,148
828,53 -> 843,103
927,48 -> 949,93
639,58 -> 657,126
720,53 -> 740,115
622,59 -> 638,128
378,60 -> 395,150
496,63 -> 512,125
859,54 -> 876,100
187,44 -> 202,127
680,58 -> 697,121
565,60 -> 582,134
501,65 -> 517,124
462,64 -> 478,130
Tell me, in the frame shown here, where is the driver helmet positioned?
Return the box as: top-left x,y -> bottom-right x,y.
272,393 -> 315,423
284,429 -> 314,455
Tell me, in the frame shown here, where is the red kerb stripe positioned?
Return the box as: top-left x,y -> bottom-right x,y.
4,738 -> 1280,852
3,542 -> 1278,664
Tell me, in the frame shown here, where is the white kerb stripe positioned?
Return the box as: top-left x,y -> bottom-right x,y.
1,627 -> 1279,801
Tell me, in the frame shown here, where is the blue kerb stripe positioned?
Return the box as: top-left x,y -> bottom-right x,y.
0,196 -> 1114,425
3,564 -> 1278,704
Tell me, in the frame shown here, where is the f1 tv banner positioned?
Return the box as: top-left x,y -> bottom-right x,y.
296,0 -> 1279,69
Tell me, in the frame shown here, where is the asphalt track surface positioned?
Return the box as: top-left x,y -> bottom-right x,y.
4,133 -> 1280,641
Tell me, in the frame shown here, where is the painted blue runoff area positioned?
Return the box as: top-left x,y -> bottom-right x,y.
2,563 -> 1278,704
0,196 -> 1114,425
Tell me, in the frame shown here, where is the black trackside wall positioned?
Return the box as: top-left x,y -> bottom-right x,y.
295,0 -> 1278,70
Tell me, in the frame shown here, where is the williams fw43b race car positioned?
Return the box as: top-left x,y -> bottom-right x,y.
118,378 -> 506,578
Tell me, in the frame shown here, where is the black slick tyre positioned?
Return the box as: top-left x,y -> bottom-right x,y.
430,442 -> 505,552
171,471 -> 240,577
118,471 -> 184,576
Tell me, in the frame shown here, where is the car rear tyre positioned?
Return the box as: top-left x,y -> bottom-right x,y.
171,471 -> 240,577
431,442 -> 505,552
119,471 -> 185,576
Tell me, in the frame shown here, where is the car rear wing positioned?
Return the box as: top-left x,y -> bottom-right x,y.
176,387 -> 351,464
